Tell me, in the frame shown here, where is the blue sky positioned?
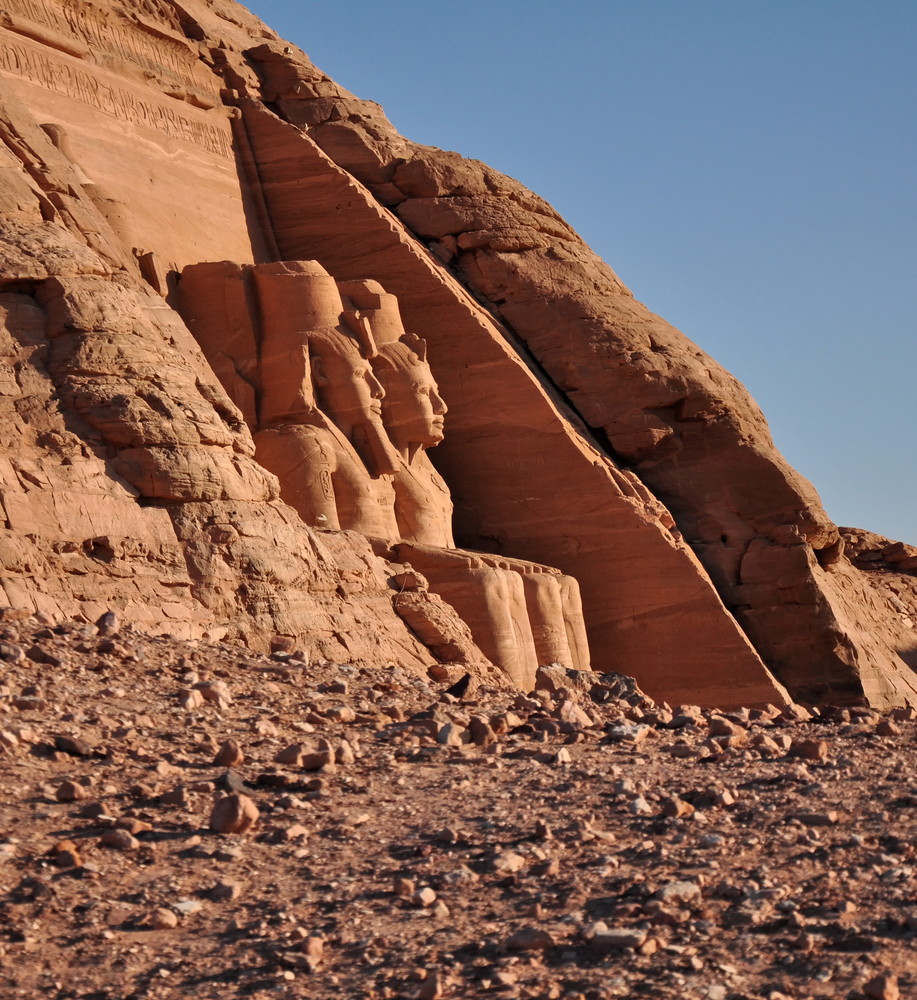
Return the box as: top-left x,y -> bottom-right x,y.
247,1 -> 917,544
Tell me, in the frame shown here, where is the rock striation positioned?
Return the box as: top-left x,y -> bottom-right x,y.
0,0 -> 913,706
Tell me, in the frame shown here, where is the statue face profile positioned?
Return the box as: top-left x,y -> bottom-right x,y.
372,336 -> 447,455
310,331 -> 386,434
307,328 -> 400,478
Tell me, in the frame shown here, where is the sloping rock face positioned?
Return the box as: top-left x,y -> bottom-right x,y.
840,528 -> 917,670
0,0 -> 912,706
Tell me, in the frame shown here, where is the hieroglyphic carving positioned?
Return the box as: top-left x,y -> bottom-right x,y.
1,0 -> 208,87
0,38 -> 232,157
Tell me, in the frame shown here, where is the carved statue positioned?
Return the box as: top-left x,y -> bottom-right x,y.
248,261 -> 400,540
331,277 -> 453,548
372,333 -> 453,548
340,284 -> 591,679
178,258 -> 591,687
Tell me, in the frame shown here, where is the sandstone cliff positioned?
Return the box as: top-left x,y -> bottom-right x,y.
0,0 -> 913,706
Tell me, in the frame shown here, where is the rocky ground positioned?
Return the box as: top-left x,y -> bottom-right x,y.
0,610 -> 914,1000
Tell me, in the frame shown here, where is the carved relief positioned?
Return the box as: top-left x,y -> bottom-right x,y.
1,0 -> 212,91
0,37 -> 232,156
374,335 -> 454,549
177,259 -> 591,685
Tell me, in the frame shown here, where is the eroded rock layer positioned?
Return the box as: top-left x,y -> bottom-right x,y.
0,0 -> 912,706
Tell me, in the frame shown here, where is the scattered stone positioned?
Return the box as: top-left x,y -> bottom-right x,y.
628,795 -> 653,815
300,747 -> 335,771
789,739 -> 829,762
209,794 -> 259,835
55,734 -> 95,757
796,810 -> 840,826
55,779 -> 87,802
96,610 -> 119,635
587,923 -> 648,952
214,739 -> 244,767
534,818 -> 553,839
661,796 -> 694,819
416,971 -> 445,1000
151,907 -> 178,929
50,840 -> 82,868
394,877 -> 415,899
178,688 -> 204,711
216,770 -> 250,795
1,607 -> 916,999
709,716 -> 746,738
468,715 -> 496,746
604,723 -> 650,745
864,973 -> 900,1000
194,680 -> 232,708
210,880 -> 243,902
299,935 -> 324,971
252,718 -> 279,738
491,850 -> 526,874
173,899 -> 203,916
413,887 -> 437,907
506,926 -> 555,951
100,828 -> 140,850
115,817 -> 152,835
0,642 -> 24,663
436,722 -> 465,746
751,733 -> 783,753
159,786 -> 192,808
275,743 -> 305,765
653,880 -> 701,905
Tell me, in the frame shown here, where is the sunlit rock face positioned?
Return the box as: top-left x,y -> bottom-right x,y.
0,0 -> 913,706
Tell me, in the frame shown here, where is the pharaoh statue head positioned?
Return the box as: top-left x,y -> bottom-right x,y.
371,333 -> 447,458
251,261 -> 398,476
336,279 -> 447,463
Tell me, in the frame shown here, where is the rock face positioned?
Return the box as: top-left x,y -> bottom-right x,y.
0,0 -> 913,705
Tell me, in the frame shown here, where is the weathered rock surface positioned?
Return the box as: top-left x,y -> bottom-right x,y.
177,257 -> 594,691
0,0 -> 913,706
0,223 -> 455,668
840,527 -> 917,669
